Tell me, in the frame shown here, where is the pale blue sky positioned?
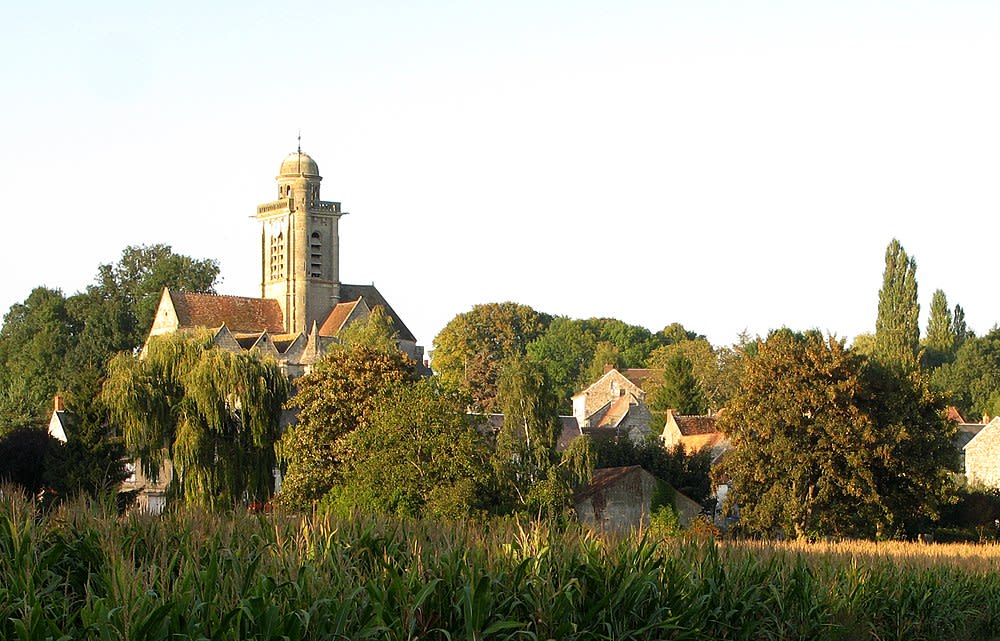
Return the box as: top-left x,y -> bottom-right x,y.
2,1 -> 998,350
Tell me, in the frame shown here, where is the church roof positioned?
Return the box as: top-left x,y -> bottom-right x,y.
170,290 -> 285,334
339,284 -> 417,342
319,298 -> 365,336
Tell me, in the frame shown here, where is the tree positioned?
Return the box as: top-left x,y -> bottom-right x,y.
0,288 -> 77,431
92,244 -> 219,347
923,289 -> 956,369
277,342 -> 416,511
931,329 -> 1000,420
432,302 -> 550,412
328,379 -> 490,519
491,355 -> 593,515
337,305 -> 399,353
659,322 -> 705,345
580,341 -> 625,386
874,239 -> 920,371
578,318 -> 664,368
526,317 -> 596,410
721,329 -> 954,538
0,427 -> 60,495
953,304 -> 971,349
646,338 -> 729,411
103,331 -> 289,509
0,245 -> 220,437
647,353 -> 708,418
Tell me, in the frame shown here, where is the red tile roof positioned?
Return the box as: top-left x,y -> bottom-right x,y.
674,414 -> 718,436
319,299 -> 361,336
621,368 -> 658,389
596,394 -> 633,428
171,290 -> 285,334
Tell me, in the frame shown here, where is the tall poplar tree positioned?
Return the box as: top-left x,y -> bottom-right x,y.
953,304 -> 970,349
874,239 -> 920,371
923,289 -> 956,369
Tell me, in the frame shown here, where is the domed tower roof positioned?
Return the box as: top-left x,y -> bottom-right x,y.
278,151 -> 320,178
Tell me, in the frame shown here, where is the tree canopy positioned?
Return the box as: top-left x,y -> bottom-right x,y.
103,331 -> 289,509
328,378 -> 491,519
874,239 -> 920,372
277,341 -> 416,511
431,302 -> 550,412
721,329 -> 954,538
646,353 -> 708,418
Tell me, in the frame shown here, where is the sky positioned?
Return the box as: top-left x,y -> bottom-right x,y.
2,1 -> 998,352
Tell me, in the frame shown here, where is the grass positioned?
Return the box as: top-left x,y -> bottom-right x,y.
3,489 -> 1000,640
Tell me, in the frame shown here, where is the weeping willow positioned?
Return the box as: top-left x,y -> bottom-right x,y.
103,330 -> 289,510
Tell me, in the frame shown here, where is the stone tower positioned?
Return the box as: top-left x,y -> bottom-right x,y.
255,149 -> 344,334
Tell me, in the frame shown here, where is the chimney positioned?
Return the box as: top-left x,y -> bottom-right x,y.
53,395 -> 65,412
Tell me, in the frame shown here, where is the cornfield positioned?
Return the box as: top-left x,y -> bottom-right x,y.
3,490 -> 1000,641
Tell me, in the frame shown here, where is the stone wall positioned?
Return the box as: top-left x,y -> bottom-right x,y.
966,417 -> 1000,488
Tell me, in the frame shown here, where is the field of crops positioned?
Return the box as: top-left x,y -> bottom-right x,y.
3,491 -> 1000,641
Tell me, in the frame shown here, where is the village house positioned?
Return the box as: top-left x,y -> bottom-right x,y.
660,410 -> 729,462
573,465 -> 702,532
571,367 -> 656,443
963,416 -> 1000,489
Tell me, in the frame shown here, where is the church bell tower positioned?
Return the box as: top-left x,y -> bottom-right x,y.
255,147 -> 344,334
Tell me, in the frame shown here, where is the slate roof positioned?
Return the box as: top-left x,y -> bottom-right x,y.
170,290 -> 285,334
339,284 -> 417,342
956,423 -> 986,450
557,416 -> 583,451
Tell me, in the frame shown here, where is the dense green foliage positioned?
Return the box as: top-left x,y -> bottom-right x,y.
874,238 -> 920,371
592,437 -> 712,504
277,342 -> 416,511
103,331 -> 289,509
924,289 -> 957,369
492,355 -> 594,515
646,353 -> 708,417
432,302 -> 551,412
931,328 -> 1000,421
0,245 -> 219,433
722,330 -> 955,538
526,317 -> 596,411
5,495 -> 1000,640
328,378 -> 491,519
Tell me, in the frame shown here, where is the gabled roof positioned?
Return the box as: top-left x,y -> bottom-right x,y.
673,414 -> 718,436
621,368 -> 658,389
964,417 -> 1000,451
170,290 -> 285,334
575,466 -> 645,502
318,298 -> 368,336
573,368 -> 646,400
595,394 -> 636,428
48,411 -> 75,443
339,284 -> 417,343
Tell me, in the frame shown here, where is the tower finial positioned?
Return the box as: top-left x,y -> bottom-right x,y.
297,130 -> 302,154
